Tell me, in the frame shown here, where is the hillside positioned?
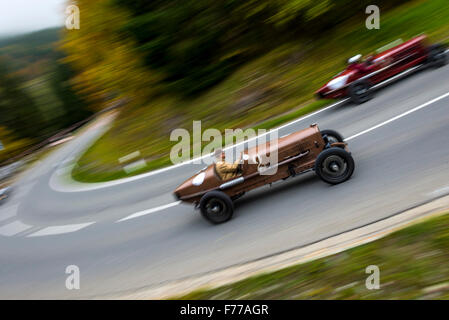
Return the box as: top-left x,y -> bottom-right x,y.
0,27 -> 62,79
0,27 -> 92,164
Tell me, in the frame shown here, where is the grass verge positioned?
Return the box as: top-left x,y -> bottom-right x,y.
175,211 -> 449,299
72,0 -> 449,183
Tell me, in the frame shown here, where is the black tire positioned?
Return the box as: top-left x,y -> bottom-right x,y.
199,191 -> 234,224
321,129 -> 344,145
315,147 -> 354,185
349,80 -> 373,104
427,44 -> 447,68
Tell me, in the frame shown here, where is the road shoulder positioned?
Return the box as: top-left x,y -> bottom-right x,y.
113,193 -> 449,299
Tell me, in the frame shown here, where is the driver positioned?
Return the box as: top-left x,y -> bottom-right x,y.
348,55 -> 369,73
348,60 -> 369,73
214,149 -> 241,180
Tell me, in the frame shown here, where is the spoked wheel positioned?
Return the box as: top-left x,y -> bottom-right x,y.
321,129 -> 344,145
315,147 -> 354,184
200,191 -> 234,224
349,80 -> 373,104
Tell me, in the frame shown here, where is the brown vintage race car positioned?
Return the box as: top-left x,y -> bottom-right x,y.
173,124 -> 354,224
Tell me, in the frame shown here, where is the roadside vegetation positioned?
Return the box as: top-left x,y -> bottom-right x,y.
68,0 -> 449,182
176,211 -> 449,299
0,28 -> 92,164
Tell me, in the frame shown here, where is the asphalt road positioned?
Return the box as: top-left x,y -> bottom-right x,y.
1,62 -> 449,299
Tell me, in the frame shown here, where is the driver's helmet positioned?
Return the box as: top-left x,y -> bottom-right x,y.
347,54 -> 362,65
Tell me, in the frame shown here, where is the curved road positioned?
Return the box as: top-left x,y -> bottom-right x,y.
1,63 -> 449,299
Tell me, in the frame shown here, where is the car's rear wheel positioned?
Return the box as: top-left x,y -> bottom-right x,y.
428,44 -> 447,68
315,147 -> 354,184
349,80 -> 373,104
200,191 -> 234,224
321,129 -> 344,144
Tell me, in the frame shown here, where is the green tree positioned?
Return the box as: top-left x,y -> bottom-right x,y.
49,58 -> 93,128
64,0 -> 412,102
116,0 -> 278,96
0,60 -> 45,140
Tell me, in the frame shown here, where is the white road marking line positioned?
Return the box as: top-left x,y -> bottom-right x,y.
427,185 -> 449,197
0,220 -> 32,236
60,156 -> 74,166
269,99 -> 350,131
345,91 -> 449,141
48,136 -> 74,147
56,164 -> 75,176
117,201 -> 181,222
0,204 -> 19,223
27,222 -> 95,237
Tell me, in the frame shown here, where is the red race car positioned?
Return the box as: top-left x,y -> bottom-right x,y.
315,35 -> 447,104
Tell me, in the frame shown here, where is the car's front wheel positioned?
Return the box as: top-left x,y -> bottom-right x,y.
199,191 -> 234,224
349,80 -> 373,104
428,44 -> 447,68
315,147 -> 354,184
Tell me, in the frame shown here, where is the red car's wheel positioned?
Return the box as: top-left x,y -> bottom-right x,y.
349,80 -> 373,104
428,44 -> 447,68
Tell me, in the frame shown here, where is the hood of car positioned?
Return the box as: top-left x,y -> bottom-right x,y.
174,165 -> 218,200
316,69 -> 357,93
